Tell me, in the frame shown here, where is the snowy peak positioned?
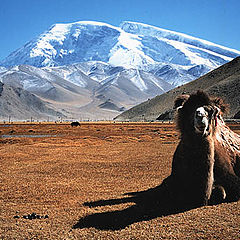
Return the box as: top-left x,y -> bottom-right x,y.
2,21 -> 122,68
120,21 -> 240,59
119,21 -> 240,69
35,21 -> 120,66
1,20 -> 239,87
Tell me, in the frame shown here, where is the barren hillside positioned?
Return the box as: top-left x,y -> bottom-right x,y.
115,57 -> 240,121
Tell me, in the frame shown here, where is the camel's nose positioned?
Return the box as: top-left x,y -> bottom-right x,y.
196,119 -> 205,129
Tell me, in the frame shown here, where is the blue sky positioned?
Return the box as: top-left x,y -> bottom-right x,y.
0,0 -> 239,61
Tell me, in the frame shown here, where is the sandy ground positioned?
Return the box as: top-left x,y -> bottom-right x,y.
0,122 -> 239,239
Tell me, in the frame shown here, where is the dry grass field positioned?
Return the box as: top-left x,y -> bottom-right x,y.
0,122 -> 239,239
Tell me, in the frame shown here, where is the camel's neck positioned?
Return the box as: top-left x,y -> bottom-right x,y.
183,132 -> 214,148
182,132 -> 215,204
182,133 -> 215,166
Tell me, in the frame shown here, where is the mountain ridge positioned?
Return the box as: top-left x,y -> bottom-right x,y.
114,56 -> 240,121
0,20 -> 239,120
0,62 -> 172,120
1,21 -> 239,86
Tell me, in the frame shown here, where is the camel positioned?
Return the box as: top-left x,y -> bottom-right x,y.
76,91 -> 239,230
162,90 -> 240,207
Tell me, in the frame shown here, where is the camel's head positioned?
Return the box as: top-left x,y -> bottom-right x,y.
193,105 -> 219,137
174,91 -> 227,137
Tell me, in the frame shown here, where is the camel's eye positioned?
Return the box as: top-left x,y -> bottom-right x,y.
195,107 -> 208,118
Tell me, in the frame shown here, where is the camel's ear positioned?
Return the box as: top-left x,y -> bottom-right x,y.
174,94 -> 190,110
211,97 -> 229,114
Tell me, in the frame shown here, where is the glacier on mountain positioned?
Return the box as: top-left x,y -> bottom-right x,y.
1,20 -> 240,88
120,21 -> 239,59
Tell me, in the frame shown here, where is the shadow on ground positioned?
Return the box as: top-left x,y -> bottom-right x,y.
73,180 -> 198,230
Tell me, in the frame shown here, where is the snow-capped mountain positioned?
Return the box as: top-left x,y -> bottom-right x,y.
0,20 -> 240,120
1,21 -> 239,87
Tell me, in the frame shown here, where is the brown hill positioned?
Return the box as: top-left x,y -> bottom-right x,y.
115,56 -> 240,121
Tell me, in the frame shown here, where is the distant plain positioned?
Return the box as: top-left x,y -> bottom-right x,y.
0,122 -> 239,239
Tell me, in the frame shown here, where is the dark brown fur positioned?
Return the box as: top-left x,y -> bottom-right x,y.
163,91 -> 240,206
71,121 -> 80,127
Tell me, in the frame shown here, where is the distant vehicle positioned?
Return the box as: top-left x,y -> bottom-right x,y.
71,121 -> 80,127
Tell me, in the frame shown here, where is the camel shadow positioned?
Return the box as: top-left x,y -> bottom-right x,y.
72,179 -> 199,230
